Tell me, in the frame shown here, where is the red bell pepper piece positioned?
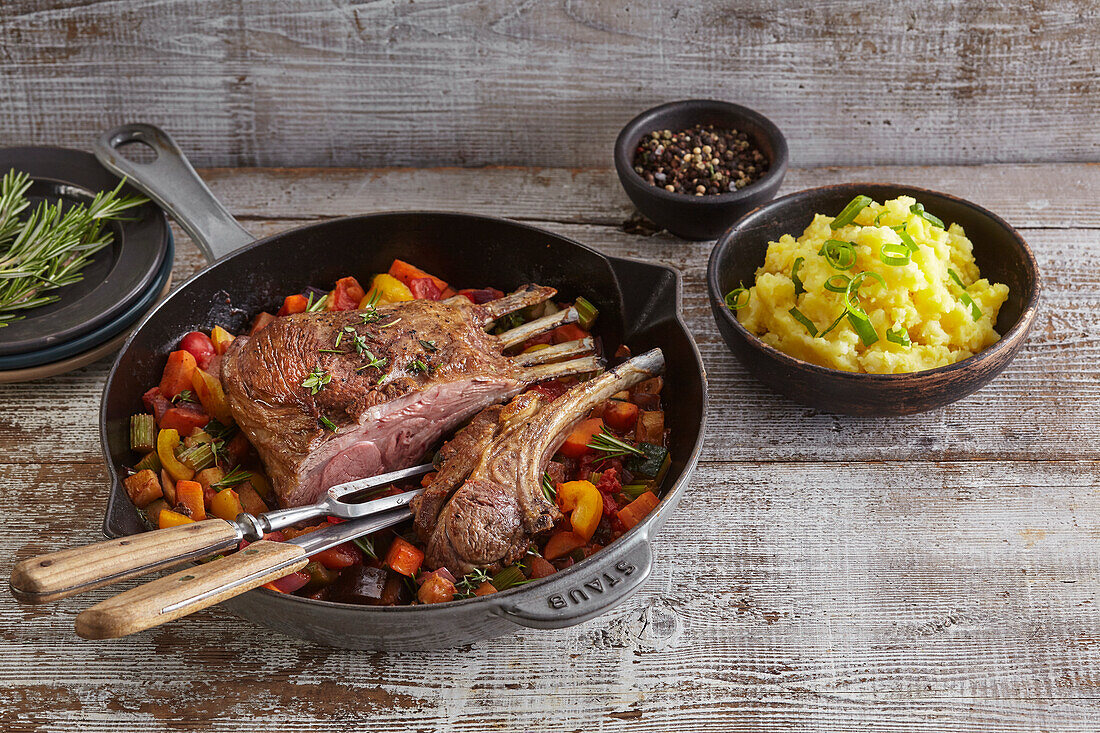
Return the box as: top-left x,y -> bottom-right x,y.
408,277 -> 442,300
311,542 -> 363,570
158,403 -> 209,435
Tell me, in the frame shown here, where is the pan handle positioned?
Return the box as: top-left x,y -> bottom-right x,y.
93,123 -> 255,264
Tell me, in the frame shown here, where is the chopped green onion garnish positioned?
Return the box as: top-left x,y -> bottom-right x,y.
843,271 -> 886,319
910,203 -> 945,228
788,306 -> 817,337
873,209 -> 889,225
818,239 -> 857,270
819,310 -> 846,338
823,274 -> 851,293
892,226 -> 919,254
830,195 -> 874,229
492,565 -> 529,591
879,241 -> 912,266
130,414 -> 156,453
319,415 -> 339,432
724,284 -> 750,311
947,268 -> 982,321
574,296 -> 599,330
847,312 -> 880,346
886,328 -> 911,347
791,257 -> 806,296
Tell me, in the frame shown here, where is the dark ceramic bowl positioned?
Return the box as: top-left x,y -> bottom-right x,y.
614,99 -> 788,240
706,183 -> 1041,416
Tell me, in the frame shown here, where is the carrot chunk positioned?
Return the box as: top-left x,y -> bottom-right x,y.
616,491 -> 660,530
159,350 -> 197,398
385,536 -> 425,578
543,531 -> 586,560
388,259 -> 450,295
558,418 -> 605,459
175,479 -> 206,520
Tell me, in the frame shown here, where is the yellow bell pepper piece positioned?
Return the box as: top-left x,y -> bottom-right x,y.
210,488 -> 244,522
158,508 -> 195,529
191,367 -> 234,424
157,428 -> 195,482
210,325 -> 235,355
361,273 -> 413,307
555,479 -> 604,541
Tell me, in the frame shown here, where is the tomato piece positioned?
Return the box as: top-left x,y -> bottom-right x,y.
526,556 -> 557,578
544,531 -> 586,560
603,400 -> 639,432
388,259 -> 450,295
159,350 -> 197,398
458,287 -> 504,304
277,293 -> 309,316
312,542 -> 363,570
551,324 -> 589,344
158,404 -> 209,436
327,276 -> 366,311
558,418 -> 604,459
179,331 -> 216,369
408,277 -> 443,300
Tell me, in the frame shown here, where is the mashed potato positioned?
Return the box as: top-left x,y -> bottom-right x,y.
734,195 -> 1009,374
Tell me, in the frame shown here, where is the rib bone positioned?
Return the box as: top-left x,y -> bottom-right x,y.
510,337 -> 595,367
416,349 -> 666,574
497,307 -> 579,349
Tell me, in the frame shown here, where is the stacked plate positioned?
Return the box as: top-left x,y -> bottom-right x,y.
0,147 -> 173,383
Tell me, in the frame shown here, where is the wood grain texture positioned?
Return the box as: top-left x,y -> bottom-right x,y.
2,163 -> 1099,731
10,518 -> 241,603
0,1 -> 1097,168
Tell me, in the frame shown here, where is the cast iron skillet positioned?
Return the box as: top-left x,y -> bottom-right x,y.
94,124 -> 707,650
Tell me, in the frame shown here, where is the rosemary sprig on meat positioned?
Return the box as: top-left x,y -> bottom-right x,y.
0,170 -> 149,327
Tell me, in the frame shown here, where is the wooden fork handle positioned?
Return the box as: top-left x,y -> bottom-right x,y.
75,540 -> 308,640
10,519 -> 242,604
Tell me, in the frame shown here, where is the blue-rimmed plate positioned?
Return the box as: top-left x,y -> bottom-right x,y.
0,147 -> 171,356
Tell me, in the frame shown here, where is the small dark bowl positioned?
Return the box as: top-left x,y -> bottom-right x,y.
614,99 -> 788,240
706,183 -> 1041,416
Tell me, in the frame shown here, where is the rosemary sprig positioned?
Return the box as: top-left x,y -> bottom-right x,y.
0,171 -> 148,326
353,536 -> 377,560
541,472 -> 556,502
418,338 -> 438,353
306,293 -> 329,312
319,415 -> 339,432
301,365 -> 331,394
408,359 -> 429,374
212,466 -> 252,492
586,426 -> 646,460
171,390 -> 197,404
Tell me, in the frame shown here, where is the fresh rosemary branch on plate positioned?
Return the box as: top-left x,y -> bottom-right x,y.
0,170 -> 148,327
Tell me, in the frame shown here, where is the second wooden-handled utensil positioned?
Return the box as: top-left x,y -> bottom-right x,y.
10,463 -> 433,604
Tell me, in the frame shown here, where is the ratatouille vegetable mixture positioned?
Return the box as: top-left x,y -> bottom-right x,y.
123,259 -> 670,606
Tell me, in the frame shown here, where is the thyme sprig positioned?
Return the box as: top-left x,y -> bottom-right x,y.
302,365 -> 331,394
455,568 -> 493,599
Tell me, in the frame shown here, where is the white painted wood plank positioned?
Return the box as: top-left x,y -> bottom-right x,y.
4,461 -> 1100,730
0,1 -> 1097,168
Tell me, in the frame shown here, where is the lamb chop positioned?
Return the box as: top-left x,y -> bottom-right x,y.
220,285 -> 599,508
411,348 -> 665,575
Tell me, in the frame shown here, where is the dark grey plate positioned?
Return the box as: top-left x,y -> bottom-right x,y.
0,147 -> 170,356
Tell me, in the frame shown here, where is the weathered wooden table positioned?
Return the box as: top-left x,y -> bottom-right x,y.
3,164 -> 1098,731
